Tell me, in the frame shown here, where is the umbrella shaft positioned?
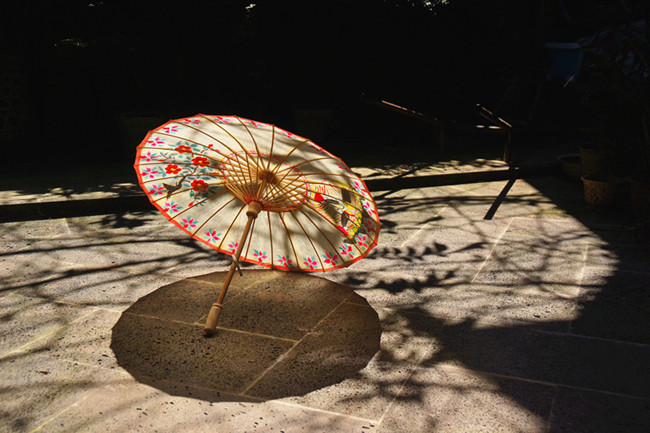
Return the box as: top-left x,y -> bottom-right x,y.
204,201 -> 263,335
216,212 -> 255,305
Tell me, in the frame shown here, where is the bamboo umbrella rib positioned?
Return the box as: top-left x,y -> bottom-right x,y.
300,179 -> 371,201
274,168 -> 358,178
276,156 -> 338,172
264,179 -> 307,204
267,211 -> 274,267
148,131 -> 250,169
215,202 -> 247,251
297,200 -> 368,258
279,213 -> 301,268
200,116 -> 258,191
267,125 -> 276,173
296,206 -> 347,264
263,182 -> 307,207
268,139 -> 310,176
163,188 -> 234,220
289,211 -> 326,270
243,216 -> 257,260
152,183 -> 230,205
191,195 -> 240,236
235,117 -> 264,179
139,172 -> 222,186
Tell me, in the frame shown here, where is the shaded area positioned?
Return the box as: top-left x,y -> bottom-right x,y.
111,270 -> 382,401
1,172 -> 650,431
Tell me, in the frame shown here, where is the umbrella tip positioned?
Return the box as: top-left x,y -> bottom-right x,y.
202,328 -> 217,337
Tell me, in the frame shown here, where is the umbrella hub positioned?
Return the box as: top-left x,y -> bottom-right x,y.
256,169 -> 280,186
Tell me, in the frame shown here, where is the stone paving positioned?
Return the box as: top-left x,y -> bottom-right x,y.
1,169 -> 649,432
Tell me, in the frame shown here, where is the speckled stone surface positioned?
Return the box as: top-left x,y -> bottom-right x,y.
110,271 -> 381,400
3,170 -> 650,432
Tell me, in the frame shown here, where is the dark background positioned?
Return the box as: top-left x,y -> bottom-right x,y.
0,0 -> 643,174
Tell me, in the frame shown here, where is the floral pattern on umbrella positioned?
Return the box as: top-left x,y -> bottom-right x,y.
134,114 -> 380,273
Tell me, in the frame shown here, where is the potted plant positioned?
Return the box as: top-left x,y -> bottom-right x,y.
577,11 -> 650,211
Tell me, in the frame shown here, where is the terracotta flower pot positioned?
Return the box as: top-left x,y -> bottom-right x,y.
581,175 -> 621,209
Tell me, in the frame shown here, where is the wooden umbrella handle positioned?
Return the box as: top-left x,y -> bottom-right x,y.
203,201 -> 262,335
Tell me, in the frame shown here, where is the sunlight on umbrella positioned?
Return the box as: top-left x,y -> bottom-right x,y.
134,115 -> 380,335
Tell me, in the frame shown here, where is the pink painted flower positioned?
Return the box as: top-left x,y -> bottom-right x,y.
164,201 -> 181,214
147,137 -> 164,147
363,201 -> 376,216
191,179 -> 209,193
142,151 -> 159,162
253,250 -> 268,263
165,164 -> 182,175
339,244 -> 355,259
205,230 -> 221,243
227,242 -> 239,253
322,252 -> 339,266
213,116 -> 231,123
141,168 -> 160,179
181,218 -> 196,229
148,184 -> 165,196
175,144 -> 192,154
277,255 -> 293,267
303,256 -> 318,270
355,234 -> 368,248
162,125 -> 179,134
183,118 -> 200,125
191,156 -> 210,167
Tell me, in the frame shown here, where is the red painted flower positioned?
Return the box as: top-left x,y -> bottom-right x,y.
175,144 -> 192,154
191,156 -> 210,167
191,179 -> 209,193
165,164 -> 181,175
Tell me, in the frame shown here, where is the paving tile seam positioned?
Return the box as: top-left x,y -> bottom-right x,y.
270,400 -> 380,425
470,217 -> 514,284
428,363 -> 650,402
0,303 -> 100,360
399,205 -> 449,249
129,373 -> 268,403
240,292 -> 355,395
534,329 -> 650,348
545,387 -> 560,433
189,272 -> 284,323
375,346 -> 428,426
581,263 -> 650,276
121,311 -> 300,344
28,382 -> 114,433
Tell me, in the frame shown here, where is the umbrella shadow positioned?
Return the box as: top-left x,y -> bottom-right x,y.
110,270 -> 382,402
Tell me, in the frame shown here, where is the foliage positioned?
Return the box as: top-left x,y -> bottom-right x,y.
579,9 -> 650,176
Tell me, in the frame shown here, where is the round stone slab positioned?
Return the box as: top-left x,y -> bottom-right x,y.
111,270 -> 381,401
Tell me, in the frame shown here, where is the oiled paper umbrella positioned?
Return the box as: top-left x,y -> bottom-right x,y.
134,115 -> 380,334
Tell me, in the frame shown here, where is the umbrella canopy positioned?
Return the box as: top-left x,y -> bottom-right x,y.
134,114 -> 380,334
